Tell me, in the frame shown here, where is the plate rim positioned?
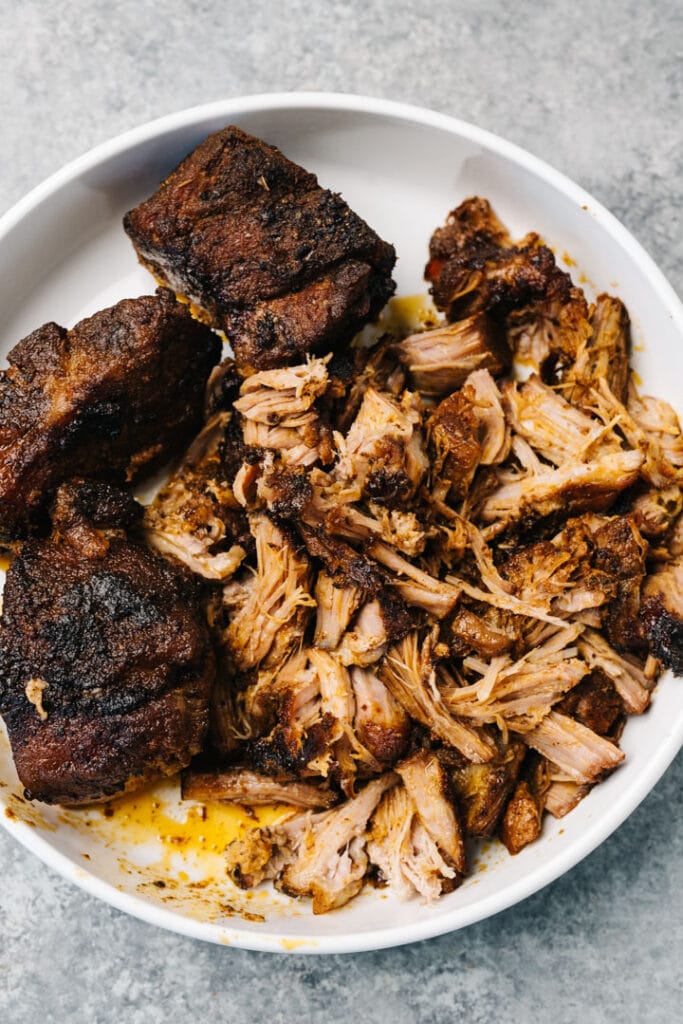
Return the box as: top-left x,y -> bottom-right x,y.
1,90 -> 682,954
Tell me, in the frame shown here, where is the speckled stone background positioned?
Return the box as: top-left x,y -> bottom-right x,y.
1,1 -> 682,1020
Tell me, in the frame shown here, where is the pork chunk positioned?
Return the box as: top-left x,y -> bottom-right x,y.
0,481 -> 214,805
0,290 -> 220,543
124,126 -> 396,374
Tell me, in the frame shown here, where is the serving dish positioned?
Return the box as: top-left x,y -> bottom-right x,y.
0,92 -> 681,954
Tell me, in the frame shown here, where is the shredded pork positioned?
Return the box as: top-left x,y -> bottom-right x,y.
152,191 -> 682,914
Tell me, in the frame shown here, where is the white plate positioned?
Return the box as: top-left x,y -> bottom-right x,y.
0,93 -> 682,955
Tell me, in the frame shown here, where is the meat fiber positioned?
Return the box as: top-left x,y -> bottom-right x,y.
181,768 -> 336,808
225,775 -> 396,913
396,315 -> 510,396
143,411 -> 249,580
223,514 -> 315,673
367,752 -> 465,900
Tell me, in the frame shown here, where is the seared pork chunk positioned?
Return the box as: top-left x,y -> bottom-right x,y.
449,740 -> 526,837
0,290 -> 220,543
427,373 -> 511,505
426,198 -> 572,324
592,515 -> 648,652
426,196 -> 512,277
0,481 -> 214,804
299,469 -> 427,557
629,484 -> 683,541
124,126 -> 396,374
299,525 -> 385,592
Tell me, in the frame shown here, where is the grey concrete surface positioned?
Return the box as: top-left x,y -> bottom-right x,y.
0,1 -> 682,1021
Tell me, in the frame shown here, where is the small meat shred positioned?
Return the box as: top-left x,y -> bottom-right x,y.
223,514 -> 315,673
396,314 -> 510,396
522,711 -> 624,783
380,633 -> 496,763
367,752 -> 465,901
335,388 -> 427,505
144,412 -> 248,579
350,666 -> 410,766
225,775 -> 396,913
181,768 -> 336,808
562,294 -> 631,405
234,356 -> 332,466
313,572 -> 362,650
480,449 -> 644,530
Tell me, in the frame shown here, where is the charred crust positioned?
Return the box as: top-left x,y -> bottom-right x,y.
0,290 -> 220,542
643,597 -> 683,674
124,126 -> 396,374
299,524 -> 385,592
51,480 -> 142,532
557,670 -> 624,736
262,466 -> 313,519
245,715 -> 336,778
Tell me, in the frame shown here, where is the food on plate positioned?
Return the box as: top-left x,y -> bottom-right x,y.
205,195 -> 681,912
143,407 -> 251,580
0,289 -> 220,543
0,480 -> 215,804
0,121 -> 681,919
123,126 -> 396,375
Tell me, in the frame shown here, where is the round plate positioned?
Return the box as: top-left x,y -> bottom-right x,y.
0,93 -> 681,954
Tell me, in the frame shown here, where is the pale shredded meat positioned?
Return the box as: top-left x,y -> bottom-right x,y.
367,751 -> 465,900
150,190 -> 683,914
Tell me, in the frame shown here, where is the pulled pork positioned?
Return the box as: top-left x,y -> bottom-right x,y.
157,192 -> 682,915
